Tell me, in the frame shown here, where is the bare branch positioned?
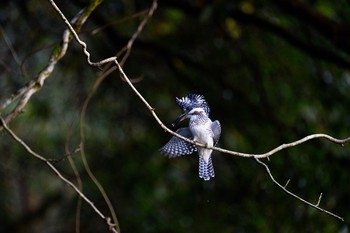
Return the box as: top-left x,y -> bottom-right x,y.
120,0 -> 158,66
113,46 -> 349,222
50,0 -> 348,222
90,10 -> 149,35
316,193 -> 323,207
44,1 -> 159,232
96,0 -> 158,83
0,116 -> 119,233
50,0 -> 158,70
48,0 -> 116,67
115,57 -> 350,159
284,179 -> 290,188
255,158 -> 344,221
64,122 -> 83,233
73,2 -> 158,232
0,24 -> 21,66
114,56 -> 348,221
78,67 -> 120,233
212,133 -> 350,159
0,0 -> 104,126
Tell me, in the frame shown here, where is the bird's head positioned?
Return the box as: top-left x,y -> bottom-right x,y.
172,107 -> 205,127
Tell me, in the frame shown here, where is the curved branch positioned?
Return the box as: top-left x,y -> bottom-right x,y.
48,0 -> 117,67
52,0 -> 348,222
114,54 -> 347,221
212,133 -> 350,158
113,56 -> 350,159
255,158 -> 344,221
0,0 -> 104,127
0,117 -> 119,233
79,65 -> 120,233
49,0 -> 158,70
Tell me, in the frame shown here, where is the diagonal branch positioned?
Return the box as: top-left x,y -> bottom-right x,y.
0,116 -> 119,233
51,0 -> 348,222
78,66 -> 120,233
96,0 -> 158,83
114,48 -> 347,222
48,0 -> 117,68
47,1 -> 159,232
255,158 -> 344,221
115,57 -> 350,159
0,0 -> 104,127
212,133 -> 350,158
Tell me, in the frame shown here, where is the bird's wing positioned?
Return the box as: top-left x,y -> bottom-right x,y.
160,127 -> 197,158
211,120 -> 221,145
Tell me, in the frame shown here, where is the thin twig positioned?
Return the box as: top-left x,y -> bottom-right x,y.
0,116 -> 119,232
0,0 -> 102,125
255,158 -> 344,221
48,0 -> 116,67
0,24 -> 21,66
48,1 -> 159,232
96,0 -> 158,83
65,125 -> 83,233
316,193 -> 323,207
284,179 -> 290,188
120,0 -> 158,66
212,134 -> 350,158
90,9 -> 149,35
46,146 -> 81,163
79,66 -> 120,232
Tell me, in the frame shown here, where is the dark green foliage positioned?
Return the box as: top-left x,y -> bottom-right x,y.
0,0 -> 350,232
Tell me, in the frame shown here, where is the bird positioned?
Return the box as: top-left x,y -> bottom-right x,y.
160,94 -> 221,181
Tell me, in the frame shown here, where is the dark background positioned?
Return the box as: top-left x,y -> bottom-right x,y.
0,0 -> 350,232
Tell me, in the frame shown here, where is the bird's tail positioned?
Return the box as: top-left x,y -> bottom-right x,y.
199,155 -> 215,181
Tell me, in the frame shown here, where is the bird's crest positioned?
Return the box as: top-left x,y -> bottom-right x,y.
175,94 -> 210,115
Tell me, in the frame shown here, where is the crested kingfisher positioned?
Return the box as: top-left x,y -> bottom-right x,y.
160,94 -> 221,181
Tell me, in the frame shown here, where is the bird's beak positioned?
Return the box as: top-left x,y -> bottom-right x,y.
171,111 -> 189,127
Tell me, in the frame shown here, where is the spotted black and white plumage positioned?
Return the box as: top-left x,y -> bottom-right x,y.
160,127 -> 197,157
199,155 -> 215,180
161,94 -> 221,181
176,94 -> 210,116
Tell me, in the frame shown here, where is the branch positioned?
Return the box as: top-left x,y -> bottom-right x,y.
78,61 -> 120,233
0,117 -> 119,233
48,0 -> 116,68
51,0 -> 347,222
114,50 -> 349,222
65,142 -> 83,233
255,158 -> 344,221
47,1 -> 159,232
212,133 -> 350,158
116,61 -> 350,160
96,1 -> 158,83
0,0 -> 103,127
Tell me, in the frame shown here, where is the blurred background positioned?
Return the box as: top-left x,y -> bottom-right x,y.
0,0 -> 350,232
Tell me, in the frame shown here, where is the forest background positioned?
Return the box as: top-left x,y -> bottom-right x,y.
0,0 -> 350,232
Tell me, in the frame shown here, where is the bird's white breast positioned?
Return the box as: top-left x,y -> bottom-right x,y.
190,120 -> 214,146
